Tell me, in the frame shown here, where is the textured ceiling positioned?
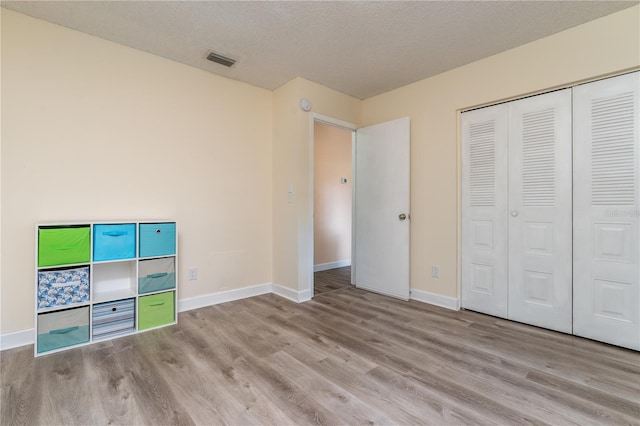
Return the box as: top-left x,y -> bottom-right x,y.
2,1 -> 637,99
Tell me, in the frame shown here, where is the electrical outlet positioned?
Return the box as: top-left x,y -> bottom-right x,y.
432,265 -> 440,278
188,268 -> 198,281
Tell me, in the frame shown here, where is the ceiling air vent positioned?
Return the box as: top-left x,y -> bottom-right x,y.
206,51 -> 237,68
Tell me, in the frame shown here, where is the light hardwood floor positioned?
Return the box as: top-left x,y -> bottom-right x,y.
2,285 -> 639,425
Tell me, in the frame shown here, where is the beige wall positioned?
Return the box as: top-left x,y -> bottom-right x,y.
272,78 -> 360,295
313,122 -> 352,266
1,10 -> 273,333
2,5 -> 639,335
361,6 -> 640,299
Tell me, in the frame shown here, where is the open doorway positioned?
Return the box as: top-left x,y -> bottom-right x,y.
307,115 -> 410,300
313,121 -> 354,296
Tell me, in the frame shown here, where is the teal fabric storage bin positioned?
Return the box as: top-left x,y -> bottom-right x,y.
139,223 -> 176,258
37,306 -> 90,353
93,224 -> 136,261
138,257 -> 176,294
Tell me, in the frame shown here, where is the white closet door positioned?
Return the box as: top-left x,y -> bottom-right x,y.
461,104 -> 509,317
573,72 -> 640,350
507,89 -> 573,333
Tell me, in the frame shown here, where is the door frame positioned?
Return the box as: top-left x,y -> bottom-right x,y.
308,113 -> 357,297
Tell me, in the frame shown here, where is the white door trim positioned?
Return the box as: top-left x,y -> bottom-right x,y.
312,113 -> 358,132
308,113 -> 357,297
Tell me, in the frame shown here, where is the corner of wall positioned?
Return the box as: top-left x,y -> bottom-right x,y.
272,283 -> 312,303
272,77 -> 362,295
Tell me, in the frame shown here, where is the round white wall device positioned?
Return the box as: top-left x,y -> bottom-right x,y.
299,98 -> 312,112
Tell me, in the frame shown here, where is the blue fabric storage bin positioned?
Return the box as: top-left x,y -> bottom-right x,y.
92,299 -> 135,340
38,266 -> 90,310
93,224 -> 136,261
138,257 -> 176,294
139,223 -> 176,258
37,306 -> 90,353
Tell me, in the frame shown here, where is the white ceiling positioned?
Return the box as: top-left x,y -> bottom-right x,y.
2,1 -> 637,99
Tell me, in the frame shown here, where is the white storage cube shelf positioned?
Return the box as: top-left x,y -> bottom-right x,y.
35,221 -> 178,356
93,261 -> 137,303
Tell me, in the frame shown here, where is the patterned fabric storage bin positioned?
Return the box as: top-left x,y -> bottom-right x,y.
138,257 -> 176,294
38,266 -> 90,310
37,306 -> 90,353
139,223 -> 176,258
138,291 -> 175,330
38,226 -> 91,267
92,299 -> 135,340
93,224 -> 136,261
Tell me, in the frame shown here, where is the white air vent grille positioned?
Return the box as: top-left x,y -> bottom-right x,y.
522,108 -> 555,207
469,120 -> 496,207
591,92 -> 635,206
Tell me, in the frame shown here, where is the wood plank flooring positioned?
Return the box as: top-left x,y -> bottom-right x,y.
314,266 -> 352,295
2,285 -> 639,425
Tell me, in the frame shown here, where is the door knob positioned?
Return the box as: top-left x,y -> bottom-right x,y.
399,213 -> 407,221
511,211 -> 519,217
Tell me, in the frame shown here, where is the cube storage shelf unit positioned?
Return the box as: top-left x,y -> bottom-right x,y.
35,221 -> 177,356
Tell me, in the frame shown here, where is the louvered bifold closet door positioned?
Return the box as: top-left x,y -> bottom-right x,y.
507,89 -> 573,333
461,104 -> 509,317
573,72 -> 640,350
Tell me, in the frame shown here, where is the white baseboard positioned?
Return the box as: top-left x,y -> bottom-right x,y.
178,283 -> 272,312
0,328 -> 34,351
313,260 -> 351,272
410,289 -> 460,311
298,289 -> 312,303
271,284 -> 311,302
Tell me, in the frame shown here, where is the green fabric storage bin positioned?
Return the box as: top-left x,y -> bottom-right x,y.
38,226 -> 91,267
138,291 -> 175,330
37,306 -> 90,353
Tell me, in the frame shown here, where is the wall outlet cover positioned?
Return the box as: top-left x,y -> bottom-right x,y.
432,265 -> 440,278
188,268 -> 198,281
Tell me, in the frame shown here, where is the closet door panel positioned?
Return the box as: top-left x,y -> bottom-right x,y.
507,89 -> 573,333
573,72 -> 639,350
461,104 -> 509,317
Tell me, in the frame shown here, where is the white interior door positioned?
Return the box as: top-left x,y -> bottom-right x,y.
573,72 -> 640,350
354,117 -> 410,300
461,104 -> 509,317
507,89 -> 573,333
